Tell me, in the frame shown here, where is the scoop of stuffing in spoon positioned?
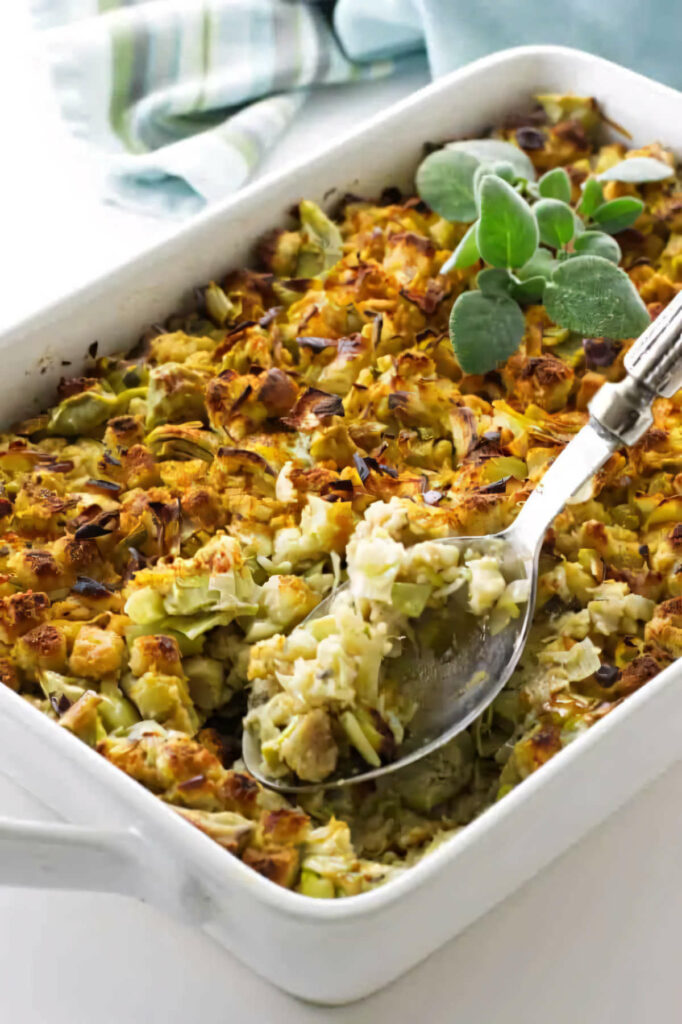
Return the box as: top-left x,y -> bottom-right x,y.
243,292 -> 682,792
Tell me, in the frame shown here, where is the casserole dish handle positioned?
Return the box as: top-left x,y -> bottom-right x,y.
0,816 -> 205,922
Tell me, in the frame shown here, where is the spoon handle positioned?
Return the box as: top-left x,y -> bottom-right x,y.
625,288 -> 682,398
508,420 -> 617,549
511,292 -> 682,549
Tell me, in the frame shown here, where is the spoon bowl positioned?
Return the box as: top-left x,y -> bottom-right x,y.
243,528 -> 536,793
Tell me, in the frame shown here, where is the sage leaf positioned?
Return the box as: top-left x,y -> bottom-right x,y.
512,276 -> 547,304
538,167 -> 572,203
416,149 -> 479,222
446,138 -> 536,182
489,160 -> 517,183
473,161 -> 517,205
572,210 -> 586,237
477,268 -> 516,296
449,290 -> 525,374
577,178 -> 604,218
476,176 -> 539,269
544,255 -> 650,339
441,221 -> 479,273
534,198 -> 576,248
573,230 -> 622,264
517,247 -> 557,282
475,160 -> 517,187
592,196 -> 644,234
598,156 -> 674,183
473,164 -> 494,208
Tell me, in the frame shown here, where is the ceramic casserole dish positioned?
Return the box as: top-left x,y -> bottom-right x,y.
1,45 -> 682,1005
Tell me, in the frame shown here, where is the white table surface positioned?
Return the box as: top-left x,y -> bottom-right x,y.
2,7 -> 682,1022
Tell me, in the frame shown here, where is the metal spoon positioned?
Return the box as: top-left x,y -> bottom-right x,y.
244,292 -> 682,792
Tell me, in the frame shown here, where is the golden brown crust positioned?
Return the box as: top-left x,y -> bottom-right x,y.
242,845 -> 301,888
69,625 -> 125,679
0,591 -> 49,643
129,634 -> 183,677
261,808 -> 310,846
16,623 -> 68,676
220,771 -> 261,818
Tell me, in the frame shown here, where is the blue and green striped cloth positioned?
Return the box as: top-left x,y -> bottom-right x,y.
33,0 -> 682,218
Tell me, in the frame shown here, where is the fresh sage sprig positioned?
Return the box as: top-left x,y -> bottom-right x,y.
598,156 -> 674,183
416,139 -> 655,374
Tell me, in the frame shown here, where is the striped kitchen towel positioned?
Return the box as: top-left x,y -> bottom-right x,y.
33,0 -> 682,218
32,0 -> 400,218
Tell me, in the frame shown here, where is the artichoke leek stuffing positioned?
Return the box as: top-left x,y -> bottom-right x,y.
245,499 -> 529,783
2,94 -> 681,899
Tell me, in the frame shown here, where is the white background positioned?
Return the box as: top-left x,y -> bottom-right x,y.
2,6 -> 682,1022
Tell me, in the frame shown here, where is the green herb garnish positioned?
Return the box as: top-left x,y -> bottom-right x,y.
537,167 -> 572,203
544,255 -> 650,338
450,291 -> 525,375
475,176 -> 538,269
415,149 -> 479,222
598,156 -> 674,183
577,178 -> 604,217
591,196 -> 645,234
416,138 -> 651,374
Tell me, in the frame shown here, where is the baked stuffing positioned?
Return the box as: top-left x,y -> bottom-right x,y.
2,95 -> 681,897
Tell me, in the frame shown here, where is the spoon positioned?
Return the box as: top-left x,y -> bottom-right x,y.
243,292 -> 682,792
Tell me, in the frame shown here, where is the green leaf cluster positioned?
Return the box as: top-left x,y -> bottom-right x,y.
416,139 -> 652,374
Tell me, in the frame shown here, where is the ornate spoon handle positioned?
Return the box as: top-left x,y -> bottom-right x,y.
511,294 -> 682,547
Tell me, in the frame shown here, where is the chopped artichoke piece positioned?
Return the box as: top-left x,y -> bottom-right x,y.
296,200 -> 343,277
38,669 -> 86,706
340,709 -> 381,768
123,670 -> 199,735
145,423 -> 217,462
205,282 -> 237,326
124,586 -> 166,625
59,690 -> 106,746
162,612 -> 235,641
46,386 -> 148,436
124,534 -> 260,628
183,655 -> 225,711
46,390 -> 118,437
298,868 -> 335,898
162,575 -> 214,616
482,456 -> 528,483
145,363 -> 208,429
99,679 -> 141,732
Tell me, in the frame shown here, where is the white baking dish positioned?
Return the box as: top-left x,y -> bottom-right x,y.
1,44 -> 682,1005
